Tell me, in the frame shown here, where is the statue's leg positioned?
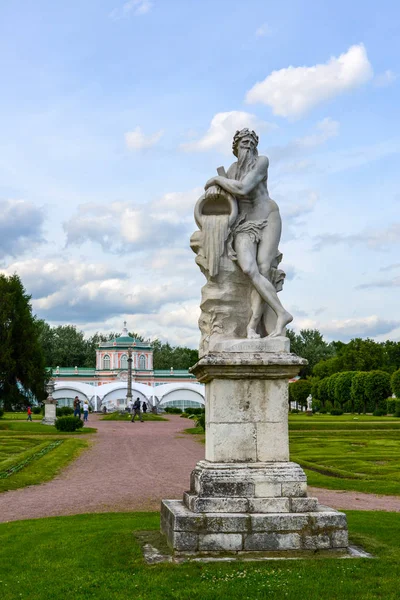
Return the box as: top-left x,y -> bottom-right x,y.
247,210 -> 283,336
235,231 -> 292,338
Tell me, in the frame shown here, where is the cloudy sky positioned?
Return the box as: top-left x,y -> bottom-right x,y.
0,0 -> 399,347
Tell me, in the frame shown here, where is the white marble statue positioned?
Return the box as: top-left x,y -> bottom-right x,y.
191,128 -> 293,353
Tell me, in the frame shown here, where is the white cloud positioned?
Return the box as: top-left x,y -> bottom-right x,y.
246,44 -> 373,118
374,69 -> 397,87
313,222 -> 400,251
125,126 -> 164,150
110,0 -> 153,20
255,23 -> 271,38
63,187 -> 201,253
322,316 -> 400,340
270,118 -> 339,164
0,199 -> 45,258
181,111 -> 276,154
0,258 -> 128,299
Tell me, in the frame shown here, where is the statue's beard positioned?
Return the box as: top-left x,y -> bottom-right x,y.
236,148 -> 257,181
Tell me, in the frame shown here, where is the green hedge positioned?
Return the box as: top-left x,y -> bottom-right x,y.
163,407 -> 182,414
391,369 -> 400,398
55,416 -> 84,432
56,406 -> 74,417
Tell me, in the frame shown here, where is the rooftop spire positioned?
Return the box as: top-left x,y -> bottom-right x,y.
122,321 -> 128,336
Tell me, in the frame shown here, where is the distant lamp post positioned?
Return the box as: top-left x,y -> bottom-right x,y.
42,378 -> 57,426
126,347 -> 133,407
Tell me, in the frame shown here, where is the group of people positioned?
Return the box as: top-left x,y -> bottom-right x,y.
73,396 -> 90,422
127,397 -> 148,422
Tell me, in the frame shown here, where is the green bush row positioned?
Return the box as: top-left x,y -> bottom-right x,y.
163,407 -> 183,414
55,416 -> 84,432
311,369 -> 399,414
56,406 -> 74,417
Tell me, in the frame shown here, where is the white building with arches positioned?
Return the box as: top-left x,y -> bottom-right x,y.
51,323 -> 197,391
53,380 -> 205,413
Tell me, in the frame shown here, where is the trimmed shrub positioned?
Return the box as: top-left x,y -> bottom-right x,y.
330,408 -> 343,416
290,379 -> 312,409
334,371 -> 358,411
327,373 -> 342,403
311,377 -> 320,401
0,408 -> 4,418
319,407 -> 328,414
164,407 -> 182,414
55,416 -> 84,432
56,406 -> 74,417
325,401 -> 333,413
373,409 -> 387,417
291,408 -> 300,414
391,369 -> 400,398
351,372 -> 368,414
185,407 -> 204,415
33,406 -> 42,414
318,378 -> 330,406
365,370 -> 392,412
387,398 -> 396,414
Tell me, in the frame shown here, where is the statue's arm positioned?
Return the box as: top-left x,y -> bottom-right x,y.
205,157 -> 269,197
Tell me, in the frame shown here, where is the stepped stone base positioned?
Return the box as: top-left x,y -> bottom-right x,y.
161,500 -> 348,554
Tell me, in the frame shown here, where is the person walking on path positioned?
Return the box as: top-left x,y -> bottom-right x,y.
26,406 -> 32,421
142,401 -> 148,414
131,397 -> 143,422
73,396 -> 80,418
83,401 -> 89,423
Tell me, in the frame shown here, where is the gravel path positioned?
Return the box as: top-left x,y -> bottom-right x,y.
0,415 -> 202,523
0,415 -> 399,522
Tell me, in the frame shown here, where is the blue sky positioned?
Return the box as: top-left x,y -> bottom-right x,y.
1,0 -> 399,347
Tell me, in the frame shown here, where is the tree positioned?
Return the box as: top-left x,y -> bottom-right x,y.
391,369 -> 400,398
337,338 -> 384,372
351,372 -> 368,414
0,274 -> 47,409
287,329 -> 335,377
364,370 -> 391,413
152,339 -> 198,370
327,372 -> 342,405
313,357 -> 341,379
289,379 -> 312,410
334,371 -> 358,411
317,378 -> 330,406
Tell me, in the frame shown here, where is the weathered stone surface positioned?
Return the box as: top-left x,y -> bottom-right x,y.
256,422 -> 289,462
207,378 -> 288,424
244,532 -> 301,551
251,513 -> 308,532
253,481 -> 282,498
207,423 -> 257,462
331,530 -> 349,548
248,498 -> 290,513
184,493 -> 249,514
303,535 -> 332,550
162,500 -> 349,554
281,482 -> 307,497
199,533 -> 243,552
210,337 -> 290,354
290,497 -> 319,512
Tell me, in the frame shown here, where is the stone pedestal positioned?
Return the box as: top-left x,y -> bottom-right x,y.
42,378 -> 57,426
42,401 -> 57,426
161,343 -> 349,555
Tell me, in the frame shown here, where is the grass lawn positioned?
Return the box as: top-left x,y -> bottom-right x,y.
184,414 -> 400,496
0,421 -> 96,434
101,412 -> 168,421
0,435 -> 89,492
0,510 -> 398,599
2,411 -> 42,420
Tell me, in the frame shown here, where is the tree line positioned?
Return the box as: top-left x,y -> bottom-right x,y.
0,274 -> 198,409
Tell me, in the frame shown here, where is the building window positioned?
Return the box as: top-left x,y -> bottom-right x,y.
103,355 -> 111,370
121,354 -> 128,369
139,355 -> 146,370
